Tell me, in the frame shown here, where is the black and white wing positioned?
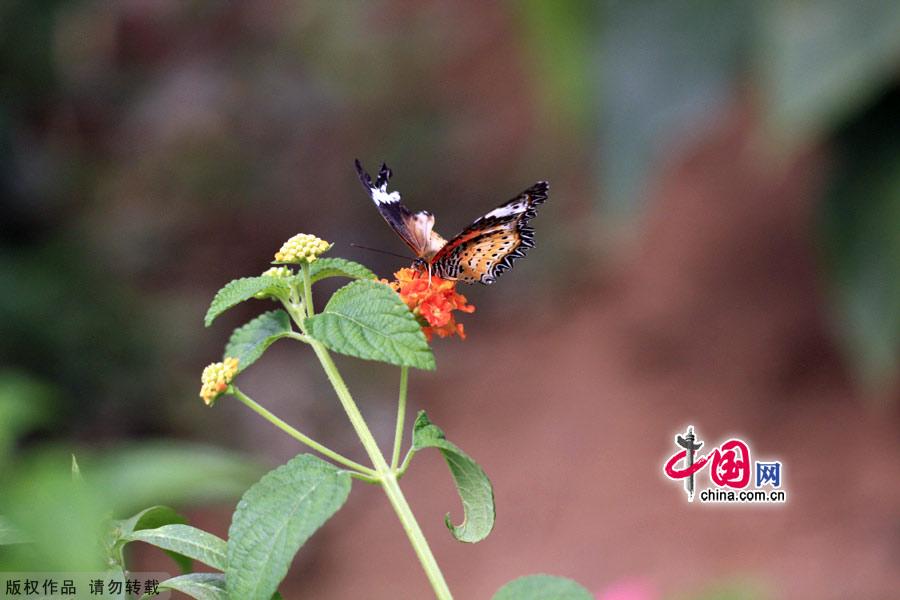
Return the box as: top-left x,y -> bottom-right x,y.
354,160 -> 445,258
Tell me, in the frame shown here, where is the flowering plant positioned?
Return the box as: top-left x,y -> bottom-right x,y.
105,234 -> 590,599
387,267 -> 475,340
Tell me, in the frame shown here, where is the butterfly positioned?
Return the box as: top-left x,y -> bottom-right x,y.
354,160 -> 548,285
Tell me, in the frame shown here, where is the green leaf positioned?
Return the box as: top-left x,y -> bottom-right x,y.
411,411 -> 495,543
309,257 -> 376,284
156,573 -> 227,600
116,505 -> 187,536
0,370 -> 55,466
224,310 -> 292,372
150,574 -> 282,600
87,443 -> 263,514
598,0 -> 750,218
820,101 -> 900,388
1,452 -> 109,570
226,454 -> 352,600
205,277 -> 291,326
306,280 -> 435,370
125,524 -> 227,571
492,575 -> 593,600
113,505 -> 191,573
757,2 -> 900,146
0,515 -> 29,544
517,0 -> 598,130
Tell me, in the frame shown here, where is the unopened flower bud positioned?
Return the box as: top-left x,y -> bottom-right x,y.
273,233 -> 332,264
199,357 -> 239,406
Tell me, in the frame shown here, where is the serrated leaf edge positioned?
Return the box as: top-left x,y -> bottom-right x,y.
205,277 -> 290,327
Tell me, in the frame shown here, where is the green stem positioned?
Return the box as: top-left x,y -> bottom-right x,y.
285,301 -> 308,333
286,331 -> 312,344
230,385 -> 377,478
397,446 -> 415,479
391,366 -> 409,471
300,262 -> 315,317
310,342 -> 452,600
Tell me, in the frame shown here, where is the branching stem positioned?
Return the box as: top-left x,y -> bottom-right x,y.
291,268 -> 452,600
230,385 -> 377,478
310,342 -> 452,600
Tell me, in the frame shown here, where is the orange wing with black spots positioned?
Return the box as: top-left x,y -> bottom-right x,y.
431,181 -> 549,285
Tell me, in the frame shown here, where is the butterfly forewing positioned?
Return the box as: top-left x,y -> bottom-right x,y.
432,181 -> 549,284
354,160 -> 442,258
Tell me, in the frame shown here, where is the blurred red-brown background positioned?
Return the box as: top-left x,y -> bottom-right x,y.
1,2 -> 899,599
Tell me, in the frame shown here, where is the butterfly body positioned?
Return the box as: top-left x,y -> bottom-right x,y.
355,160 -> 548,285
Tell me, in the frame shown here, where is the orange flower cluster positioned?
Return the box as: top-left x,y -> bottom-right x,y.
387,268 -> 475,340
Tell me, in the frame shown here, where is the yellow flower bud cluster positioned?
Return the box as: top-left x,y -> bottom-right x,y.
199,357 -> 239,406
274,234 -> 332,264
262,266 -> 294,278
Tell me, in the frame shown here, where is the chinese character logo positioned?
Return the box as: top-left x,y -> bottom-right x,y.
756,461 -> 782,487
709,439 -> 750,488
663,425 -> 785,504
663,426 -> 706,501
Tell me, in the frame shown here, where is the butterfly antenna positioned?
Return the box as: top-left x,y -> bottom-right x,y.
350,243 -> 414,261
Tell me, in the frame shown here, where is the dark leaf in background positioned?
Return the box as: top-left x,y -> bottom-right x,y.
756,1 -> 900,147
0,371 -> 54,467
820,87 -> 900,390
86,443 -> 264,514
597,0 -> 751,218
516,0 -> 599,132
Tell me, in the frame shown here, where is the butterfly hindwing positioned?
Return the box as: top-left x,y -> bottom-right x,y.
355,160 -> 439,257
432,181 -> 549,284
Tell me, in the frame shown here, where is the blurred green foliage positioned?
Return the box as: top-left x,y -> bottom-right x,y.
0,0 -> 169,434
518,0 -> 900,387
673,578 -> 766,600
517,0 -> 598,132
822,90 -> 900,390
0,371 -> 263,571
0,242 -> 163,428
0,371 -> 53,469
757,1 -> 900,147
597,0 -> 752,218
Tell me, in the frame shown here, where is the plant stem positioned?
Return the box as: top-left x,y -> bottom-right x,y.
391,366 -> 409,471
300,262 -> 315,317
310,342 -> 453,600
286,331 -> 313,344
293,261 -> 451,598
230,385 -> 378,478
396,446 -> 415,479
